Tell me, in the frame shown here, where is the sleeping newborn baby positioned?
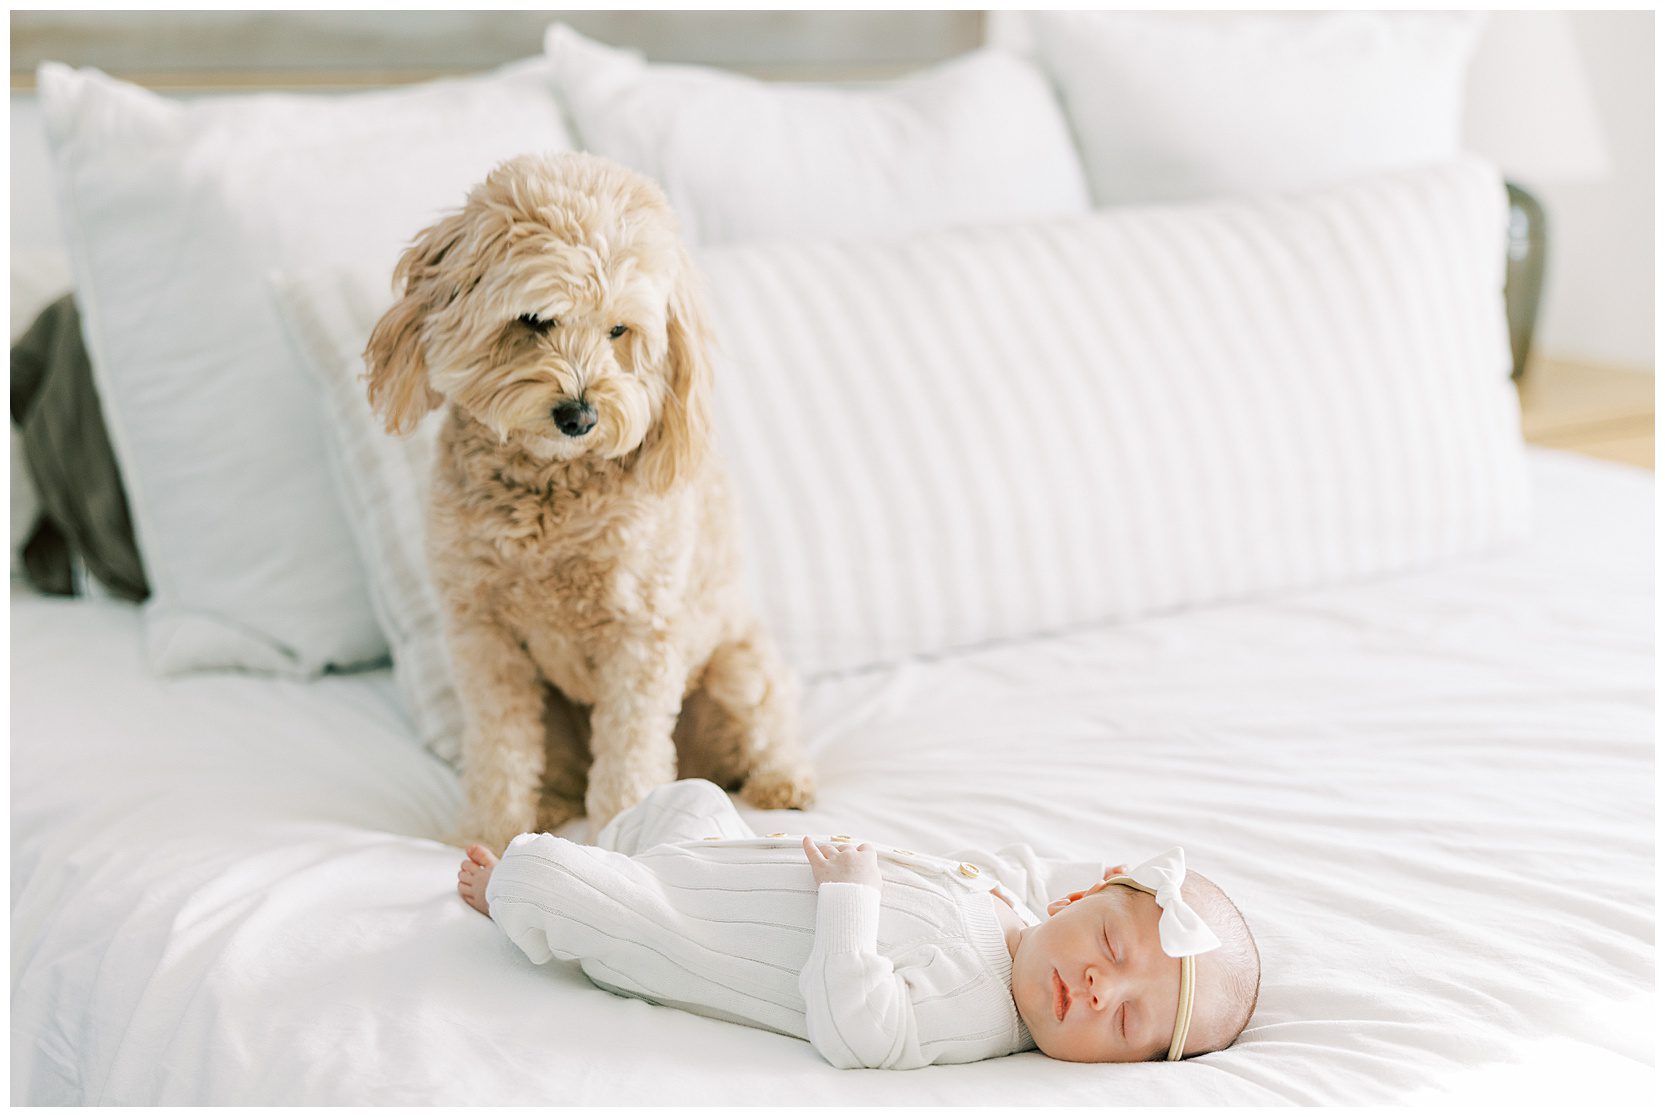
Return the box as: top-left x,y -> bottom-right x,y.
456,779 -> 1259,1069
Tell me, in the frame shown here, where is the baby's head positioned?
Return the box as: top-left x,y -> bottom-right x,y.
1010,851 -> 1259,1063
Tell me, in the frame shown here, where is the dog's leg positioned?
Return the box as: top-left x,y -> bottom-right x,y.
702,625 -> 815,811
448,621 -> 548,853
585,637 -> 688,834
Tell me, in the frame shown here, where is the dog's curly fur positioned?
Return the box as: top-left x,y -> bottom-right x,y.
365,152 -> 813,850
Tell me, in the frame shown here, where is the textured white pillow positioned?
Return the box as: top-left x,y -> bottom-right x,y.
704,158 -> 1526,673
271,269 -> 462,762
543,24 -> 1091,245
276,158 -> 1526,759
38,60 -> 575,676
1026,11 -> 1485,204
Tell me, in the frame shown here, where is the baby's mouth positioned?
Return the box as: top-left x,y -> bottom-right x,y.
1052,969 -> 1071,1022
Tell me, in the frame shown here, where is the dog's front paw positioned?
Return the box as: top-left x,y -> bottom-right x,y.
584,774 -> 653,836
740,764 -> 816,811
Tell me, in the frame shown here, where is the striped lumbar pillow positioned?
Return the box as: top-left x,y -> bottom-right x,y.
703,155 -> 1526,675
277,156 -> 1526,763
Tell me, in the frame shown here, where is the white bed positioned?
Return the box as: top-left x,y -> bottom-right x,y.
11,449 -> 1652,1106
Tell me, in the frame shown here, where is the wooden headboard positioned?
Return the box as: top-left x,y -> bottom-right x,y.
9,10 -> 989,91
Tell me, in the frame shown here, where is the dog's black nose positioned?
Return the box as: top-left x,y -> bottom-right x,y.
552,400 -> 597,438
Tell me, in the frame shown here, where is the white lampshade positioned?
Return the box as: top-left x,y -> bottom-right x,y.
1463,11 -> 1612,186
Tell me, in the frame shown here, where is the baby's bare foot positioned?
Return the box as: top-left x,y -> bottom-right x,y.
457,844 -> 498,916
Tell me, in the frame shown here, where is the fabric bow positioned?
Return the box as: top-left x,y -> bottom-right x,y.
1118,846 -> 1222,958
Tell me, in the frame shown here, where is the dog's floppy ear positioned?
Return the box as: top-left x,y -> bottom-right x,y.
363,209 -> 471,435
638,253 -> 714,493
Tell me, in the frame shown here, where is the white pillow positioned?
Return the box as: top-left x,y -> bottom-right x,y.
1026,11 -> 1485,204
704,158 -> 1526,674
38,60 -> 575,676
276,158 -> 1526,759
10,249 -> 74,340
543,24 -> 1091,245
271,268 -> 462,762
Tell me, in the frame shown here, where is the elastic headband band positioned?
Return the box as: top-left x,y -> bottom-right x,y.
1168,955 -> 1195,1061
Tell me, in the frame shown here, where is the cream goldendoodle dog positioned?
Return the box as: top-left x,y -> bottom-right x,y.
364,151 -> 814,851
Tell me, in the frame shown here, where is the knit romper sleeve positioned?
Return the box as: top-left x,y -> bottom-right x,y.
798,881 -> 926,1069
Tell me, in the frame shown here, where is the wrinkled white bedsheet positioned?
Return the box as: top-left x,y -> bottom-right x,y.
10,450 -> 1654,1105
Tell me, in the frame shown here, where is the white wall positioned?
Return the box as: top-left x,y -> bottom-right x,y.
1527,12 -> 1654,371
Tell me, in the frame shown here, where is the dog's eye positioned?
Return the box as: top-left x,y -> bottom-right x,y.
518,313 -> 555,333
608,324 -> 629,339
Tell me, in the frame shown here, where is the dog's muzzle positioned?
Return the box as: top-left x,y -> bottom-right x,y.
552,399 -> 598,438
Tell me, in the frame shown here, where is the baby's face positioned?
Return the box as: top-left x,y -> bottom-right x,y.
1010,884 -> 1181,1063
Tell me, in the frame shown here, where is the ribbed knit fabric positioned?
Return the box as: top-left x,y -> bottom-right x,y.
699,156 -> 1525,677
484,781 -> 1104,1069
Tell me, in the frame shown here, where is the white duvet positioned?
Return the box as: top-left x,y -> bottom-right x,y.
9,450 -> 1654,1105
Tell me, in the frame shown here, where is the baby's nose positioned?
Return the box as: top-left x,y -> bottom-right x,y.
1085,965 -> 1109,1010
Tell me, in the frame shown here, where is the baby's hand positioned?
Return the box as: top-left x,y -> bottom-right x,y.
803,837 -> 882,892
1048,864 -> 1133,916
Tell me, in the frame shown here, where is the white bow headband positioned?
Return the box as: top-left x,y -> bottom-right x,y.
1101,846 -> 1220,1061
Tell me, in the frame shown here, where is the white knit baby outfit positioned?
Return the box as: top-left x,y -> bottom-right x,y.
484,779 -> 1104,1069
